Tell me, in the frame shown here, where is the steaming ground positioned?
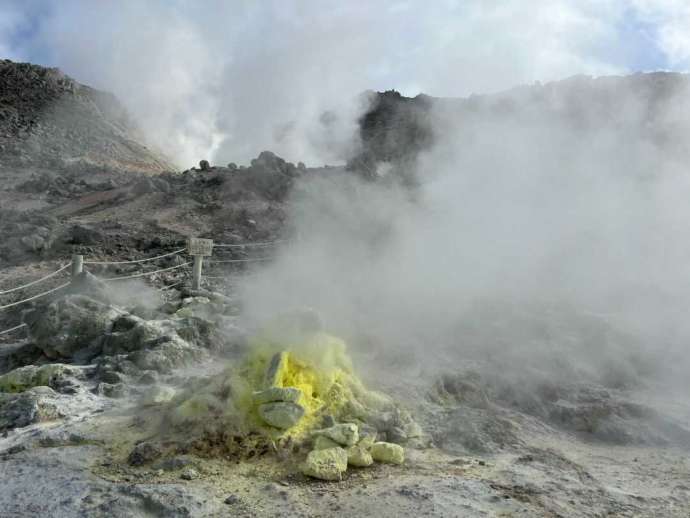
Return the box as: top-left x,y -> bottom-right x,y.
2,63 -> 690,516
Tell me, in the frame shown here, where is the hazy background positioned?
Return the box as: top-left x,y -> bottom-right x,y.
3,1 -> 690,383
2,0 -> 690,168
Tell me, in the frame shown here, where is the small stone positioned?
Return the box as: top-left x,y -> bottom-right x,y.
347,444 -> 373,467
180,467 -> 199,480
301,447 -> 348,481
141,386 -> 176,406
313,423 -> 359,446
128,442 -> 161,466
224,495 -> 239,505
258,402 -> 305,429
253,387 -> 302,405
370,442 -> 404,465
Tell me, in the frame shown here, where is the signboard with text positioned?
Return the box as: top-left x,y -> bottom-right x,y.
187,237 -> 214,256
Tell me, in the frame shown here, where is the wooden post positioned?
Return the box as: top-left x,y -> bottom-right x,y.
187,237 -> 213,291
191,255 -> 203,290
71,254 -> 83,279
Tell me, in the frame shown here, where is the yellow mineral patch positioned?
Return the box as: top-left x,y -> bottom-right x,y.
239,325 -> 367,439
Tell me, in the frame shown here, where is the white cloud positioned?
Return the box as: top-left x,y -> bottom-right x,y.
632,0 -> 690,66
2,0 -> 689,166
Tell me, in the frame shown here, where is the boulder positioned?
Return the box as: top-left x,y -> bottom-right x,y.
347,444 -> 374,467
199,160 -> 211,171
258,401 -> 305,429
26,294 -> 121,359
313,435 -> 340,450
0,364 -> 80,393
253,387 -> 302,405
370,442 -> 405,465
301,447 -> 348,481
103,315 -> 179,355
312,423 -> 359,447
0,387 -> 61,432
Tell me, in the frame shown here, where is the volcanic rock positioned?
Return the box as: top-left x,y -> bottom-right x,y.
346,444 -> 374,467
26,294 -> 122,359
301,447 -> 348,481
313,423 -> 359,446
370,442 -> 405,464
258,401 -> 305,429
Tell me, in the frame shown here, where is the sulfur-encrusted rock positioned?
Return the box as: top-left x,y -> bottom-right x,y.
258,401 -> 305,429
301,447 -> 348,481
313,423 -> 359,446
371,441 -> 405,464
264,352 -> 288,387
0,364 -> 79,393
313,435 -> 340,450
347,444 -> 374,467
253,386 -> 302,405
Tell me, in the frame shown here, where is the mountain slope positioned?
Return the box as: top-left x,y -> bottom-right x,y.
0,59 -> 174,175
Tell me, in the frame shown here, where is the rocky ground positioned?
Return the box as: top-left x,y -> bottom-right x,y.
1,61 -> 690,517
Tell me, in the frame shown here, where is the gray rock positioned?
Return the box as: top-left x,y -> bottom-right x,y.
258,401 -> 305,429
253,386 -> 302,404
93,382 -> 126,398
180,467 -> 199,480
26,294 -> 121,359
0,387 -> 61,432
128,442 -> 162,466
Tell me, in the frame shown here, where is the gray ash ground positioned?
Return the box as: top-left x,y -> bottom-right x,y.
1,61 -> 690,517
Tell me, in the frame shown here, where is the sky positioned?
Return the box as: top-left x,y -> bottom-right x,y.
1,0 -> 689,167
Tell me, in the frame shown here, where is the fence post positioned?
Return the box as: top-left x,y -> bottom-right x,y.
71,255 -> 83,279
191,255 -> 203,290
187,237 -> 213,291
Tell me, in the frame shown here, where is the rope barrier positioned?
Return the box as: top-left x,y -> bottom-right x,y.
102,261 -> 191,282
159,280 -> 184,291
0,322 -> 27,336
213,240 -> 283,248
0,263 -> 70,296
0,282 -> 71,311
208,257 -> 272,264
84,248 -> 187,265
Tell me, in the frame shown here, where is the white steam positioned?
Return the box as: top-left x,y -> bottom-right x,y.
239,76 -> 690,387
4,1 -> 690,168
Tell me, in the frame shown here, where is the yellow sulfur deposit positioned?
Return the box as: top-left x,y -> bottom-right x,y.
240,328 -> 362,438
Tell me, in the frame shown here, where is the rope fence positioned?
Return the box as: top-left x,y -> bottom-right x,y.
0,322 -> 27,336
0,263 -> 70,295
83,247 -> 187,265
0,281 -> 71,311
208,257 -> 272,264
214,240 -> 283,248
102,261 -> 192,282
0,237 -> 280,324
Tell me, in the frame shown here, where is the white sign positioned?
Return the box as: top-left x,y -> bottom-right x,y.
188,237 -> 214,256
